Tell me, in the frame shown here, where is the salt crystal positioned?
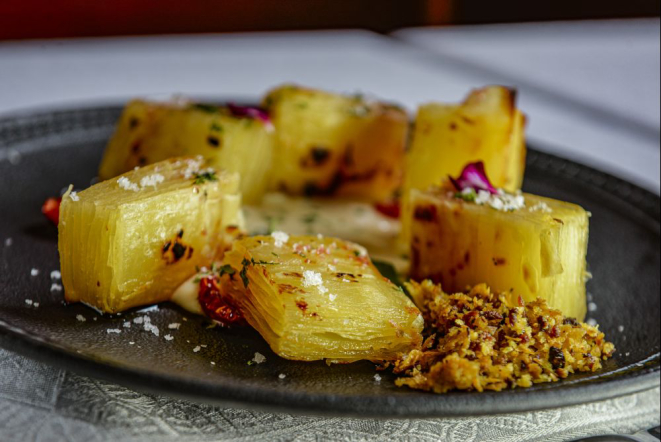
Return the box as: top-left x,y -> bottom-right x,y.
50,270 -> 61,280
4,238 -> 12,247
106,329 -> 121,334
252,352 -> 266,364
33,302 -> 39,308
193,346 -> 201,353
69,191 -> 79,202
164,335 -> 174,341
24,299 -> 33,306
587,318 -> 598,327
374,374 -> 382,382
129,341 -> 135,345
329,293 -> 337,302
618,325 -> 625,333
168,323 -> 181,330
30,268 -> 39,276
278,373 -> 286,379
139,174 -> 165,189
123,321 -> 131,328
211,362 -> 216,366
588,302 -> 598,312
271,231 -> 290,247
50,283 -> 63,292
76,314 -> 86,322
117,176 -> 139,192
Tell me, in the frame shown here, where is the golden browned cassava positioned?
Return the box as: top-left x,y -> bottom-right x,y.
263,85 -> 409,202
401,86 -> 526,243
59,157 -> 243,313
408,187 -> 589,320
394,281 -> 614,393
98,100 -> 274,204
218,234 -> 423,362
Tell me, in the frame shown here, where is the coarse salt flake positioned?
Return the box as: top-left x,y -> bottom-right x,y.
374,374 -> 382,382
30,268 -> 39,276
76,314 -> 86,322
4,238 -> 12,247
139,173 -> 165,189
193,346 -> 201,353
50,270 -> 61,280
168,322 -> 181,330
252,352 -> 266,364
278,373 -> 286,379
329,293 -> 337,302
271,231 -> 290,247
123,321 -> 131,328
117,176 -> 139,192
69,191 -> 80,202
24,299 -> 33,306
164,334 -> 174,341
106,329 -> 121,334
50,283 -> 62,292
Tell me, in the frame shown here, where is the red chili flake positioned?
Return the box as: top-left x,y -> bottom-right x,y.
41,197 -> 61,225
517,295 -> 525,307
198,276 -> 244,326
549,325 -> 561,338
374,200 -> 400,219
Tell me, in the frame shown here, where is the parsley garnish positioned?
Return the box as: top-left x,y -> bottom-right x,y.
218,264 -> 235,278
210,122 -> 223,132
193,171 -> 218,185
192,103 -> 220,113
455,189 -> 477,202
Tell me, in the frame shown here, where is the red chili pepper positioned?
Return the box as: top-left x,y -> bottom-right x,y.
374,200 -> 400,219
41,197 -> 61,225
198,276 -> 245,326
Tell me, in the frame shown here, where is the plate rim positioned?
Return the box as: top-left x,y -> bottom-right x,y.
0,103 -> 659,417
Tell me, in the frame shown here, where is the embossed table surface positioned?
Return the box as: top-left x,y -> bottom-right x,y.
0,347 -> 658,442
1,26 -> 660,441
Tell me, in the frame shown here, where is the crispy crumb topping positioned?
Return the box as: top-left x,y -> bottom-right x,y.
394,280 -> 615,393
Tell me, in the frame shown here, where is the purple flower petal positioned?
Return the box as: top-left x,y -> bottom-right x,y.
227,103 -> 273,129
449,162 -> 497,194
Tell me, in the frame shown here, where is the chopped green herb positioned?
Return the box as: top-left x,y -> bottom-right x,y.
210,122 -> 223,132
455,189 -> 477,202
193,171 -> 218,185
353,250 -> 361,257
192,103 -> 220,113
218,264 -> 235,278
239,267 -> 249,288
271,252 -> 279,258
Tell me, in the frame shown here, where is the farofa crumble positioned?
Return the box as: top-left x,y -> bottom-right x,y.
394,280 -> 615,393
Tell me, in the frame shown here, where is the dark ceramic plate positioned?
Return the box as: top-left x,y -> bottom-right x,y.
0,103 -> 659,417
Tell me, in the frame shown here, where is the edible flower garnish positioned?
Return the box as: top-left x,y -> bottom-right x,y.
227,103 -> 273,129
449,161 -> 497,195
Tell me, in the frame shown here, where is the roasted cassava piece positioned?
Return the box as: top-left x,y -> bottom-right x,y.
408,180 -> 590,320
98,100 -> 274,204
59,157 -> 243,313
402,86 -> 526,243
394,281 -> 614,393
205,233 -> 423,362
263,85 -> 409,202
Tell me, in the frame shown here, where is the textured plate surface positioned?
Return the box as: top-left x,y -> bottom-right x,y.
0,104 -> 659,417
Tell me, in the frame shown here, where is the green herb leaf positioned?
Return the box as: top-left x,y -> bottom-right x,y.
193,171 -> 218,185
191,103 -> 220,113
